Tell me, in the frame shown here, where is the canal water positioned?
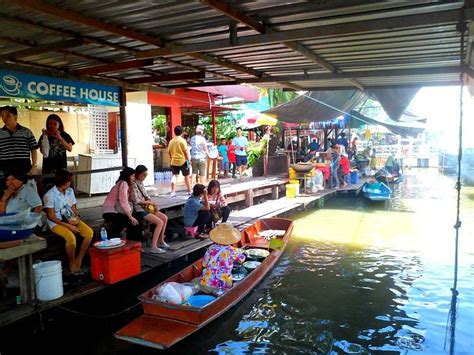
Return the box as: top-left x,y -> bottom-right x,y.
164,169 -> 473,354
3,169 -> 473,354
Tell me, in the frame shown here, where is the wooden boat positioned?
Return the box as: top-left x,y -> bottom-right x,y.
115,218 -> 294,350
362,181 -> 392,201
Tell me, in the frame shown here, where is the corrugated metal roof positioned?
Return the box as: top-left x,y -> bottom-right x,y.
0,0 -> 471,92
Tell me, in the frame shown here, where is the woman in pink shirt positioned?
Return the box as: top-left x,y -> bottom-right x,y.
102,167 -> 139,238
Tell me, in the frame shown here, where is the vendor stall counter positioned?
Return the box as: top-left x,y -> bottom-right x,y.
76,154 -> 136,195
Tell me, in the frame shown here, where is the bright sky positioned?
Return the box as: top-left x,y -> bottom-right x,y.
408,86 -> 474,151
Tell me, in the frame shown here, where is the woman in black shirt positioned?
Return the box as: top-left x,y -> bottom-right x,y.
38,114 -> 74,174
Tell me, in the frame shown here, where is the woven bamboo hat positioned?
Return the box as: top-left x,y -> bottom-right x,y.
209,223 -> 241,245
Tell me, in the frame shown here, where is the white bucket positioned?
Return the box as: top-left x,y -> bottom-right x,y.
33,260 -> 63,301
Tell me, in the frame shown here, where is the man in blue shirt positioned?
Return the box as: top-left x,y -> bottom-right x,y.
308,138 -> 320,152
183,184 -> 211,237
232,128 -> 249,178
336,132 -> 349,152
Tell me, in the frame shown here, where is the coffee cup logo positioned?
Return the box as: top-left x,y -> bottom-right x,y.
1,75 -> 22,96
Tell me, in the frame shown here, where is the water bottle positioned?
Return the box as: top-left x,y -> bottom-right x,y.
100,225 -> 108,241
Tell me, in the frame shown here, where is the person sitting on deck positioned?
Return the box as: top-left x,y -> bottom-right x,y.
338,153 -> 350,188
131,165 -> 169,254
0,171 -> 42,214
199,223 -> 245,294
206,180 -> 231,230
43,169 -> 93,274
102,167 -> 139,239
183,184 -> 210,238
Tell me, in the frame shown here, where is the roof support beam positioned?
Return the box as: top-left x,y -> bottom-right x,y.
0,39 -> 83,62
11,0 -> 267,81
199,0 -> 265,33
200,0 -> 367,90
14,0 -> 164,47
1,14 -> 138,55
190,52 -> 262,78
281,81 -> 462,91
137,9 -> 461,58
162,66 -> 461,88
0,14 -> 227,77
73,59 -> 156,76
127,72 -> 206,84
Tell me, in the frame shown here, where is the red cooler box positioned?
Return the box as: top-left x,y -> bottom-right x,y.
89,241 -> 141,284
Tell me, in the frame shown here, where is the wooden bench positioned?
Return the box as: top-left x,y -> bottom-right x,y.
0,236 -> 47,304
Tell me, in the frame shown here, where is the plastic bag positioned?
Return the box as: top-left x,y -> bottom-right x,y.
313,170 -> 324,190
41,131 -> 50,158
154,282 -> 198,304
0,210 -> 41,230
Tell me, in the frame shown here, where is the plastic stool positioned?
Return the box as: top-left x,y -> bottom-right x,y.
184,226 -> 198,238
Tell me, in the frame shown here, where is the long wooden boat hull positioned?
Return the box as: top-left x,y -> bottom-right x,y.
115,218 -> 294,350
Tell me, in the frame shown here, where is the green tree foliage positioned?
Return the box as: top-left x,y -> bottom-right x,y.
198,111 -> 242,141
152,114 -> 167,135
267,89 -> 299,107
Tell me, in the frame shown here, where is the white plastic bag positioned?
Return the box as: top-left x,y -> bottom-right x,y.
0,210 -> 40,229
154,282 -> 197,304
41,131 -> 50,158
313,170 -> 324,190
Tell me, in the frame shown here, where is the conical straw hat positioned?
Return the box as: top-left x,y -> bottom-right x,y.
209,223 -> 241,245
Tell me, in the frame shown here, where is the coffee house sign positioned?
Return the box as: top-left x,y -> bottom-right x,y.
0,69 -> 121,107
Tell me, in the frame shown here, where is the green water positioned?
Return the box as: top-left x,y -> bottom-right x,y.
185,169 -> 474,354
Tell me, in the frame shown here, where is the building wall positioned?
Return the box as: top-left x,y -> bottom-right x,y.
125,102 -> 154,186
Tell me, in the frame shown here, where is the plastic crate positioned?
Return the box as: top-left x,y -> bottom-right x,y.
89,241 -> 141,284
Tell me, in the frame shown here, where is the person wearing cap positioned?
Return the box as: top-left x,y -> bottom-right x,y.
0,106 -> 38,190
190,125 -> 208,184
199,223 -> 245,294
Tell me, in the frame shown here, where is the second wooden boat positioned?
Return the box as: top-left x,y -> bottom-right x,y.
115,217 -> 294,350
362,181 -> 392,201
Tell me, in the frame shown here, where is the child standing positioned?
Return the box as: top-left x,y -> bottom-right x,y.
227,137 -> 236,178
218,138 -> 229,178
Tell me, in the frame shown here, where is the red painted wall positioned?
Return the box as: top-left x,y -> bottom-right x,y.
147,89 -> 215,137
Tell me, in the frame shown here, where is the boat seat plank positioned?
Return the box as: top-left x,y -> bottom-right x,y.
115,314 -> 197,350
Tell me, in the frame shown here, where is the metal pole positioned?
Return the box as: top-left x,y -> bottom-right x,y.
119,87 -> 128,167
211,110 -> 217,145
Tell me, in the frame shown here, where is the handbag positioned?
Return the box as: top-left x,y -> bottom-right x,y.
145,204 -> 156,214
114,201 -> 133,215
210,207 -> 222,223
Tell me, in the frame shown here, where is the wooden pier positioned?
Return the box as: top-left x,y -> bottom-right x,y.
0,176 -> 365,327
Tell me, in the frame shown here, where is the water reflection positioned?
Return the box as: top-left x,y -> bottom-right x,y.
207,170 -> 474,354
